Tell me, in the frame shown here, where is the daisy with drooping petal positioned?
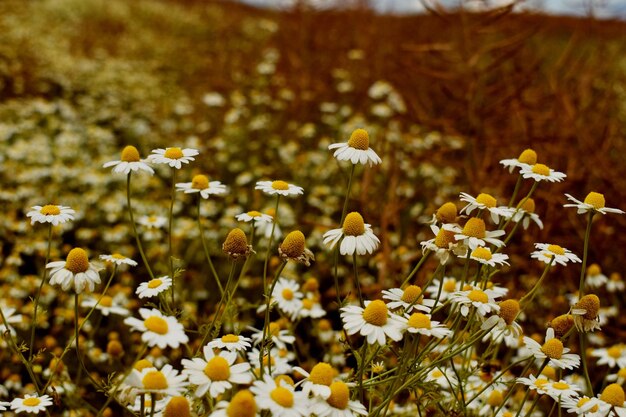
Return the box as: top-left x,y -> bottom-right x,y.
298,296 -> 327,319
425,277 -> 460,302
561,395 -> 604,417
236,211 -> 273,224
425,367 -> 458,389
10,394 -> 53,414
481,299 -> 523,348
596,384 -> 626,417
564,192 -> 624,215
459,192 -> 513,224
103,145 -> 154,175
328,128 -> 382,166
523,328 -> 580,370
207,334 -> 252,352
182,346 -> 252,398
449,287 -> 501,318
419,224 -> 467,265
516,374 -> 552,395
591,345 -> 626,369
531,243 -> 581,266
340,300 -> 405,346
323,212 -> 380,256
247,347 -> 293,377
255,180 -> 304,196
99,253 -> 138,267
570,294 -> 601,332
148,147 -> 199,169
544,379 -> 581,402
510,197 -> 544,230
293,362 -> 336,399
404,313 -> 451,339
124,308 -> 189,349
278,230 -> 315,266
446,218 -> 505,251
271,277 -> 303,319
131,364 -> 189,397
81,294 -> 129,317
311,380 -> 368,417
136,276 -> 173,299
210,389 -> 259,417
26,204 -> 75,226
520,163 -> 566,183
249,322 -> 295,350
500,149 -> 537,173
251,375 -> 310,417
585,264 -> 608,288
176,174 -> 227,199
381,285 -> 435,313
47,248 -> 102,293
468,246 -> 510,267
137,214 -> 167,229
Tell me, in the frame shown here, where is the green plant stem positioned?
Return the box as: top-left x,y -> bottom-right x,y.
168,169 -> 177,305
401,250 -> 431,287
262,196 -> 281,311
198,261 -> 238,351
149,393 -> 156,417
578,211 -> 594,296
579,331 -> 593,395
520,256 -> 555,308
352,252 -> 365,308
259,260 -> 287,377
0,306 -> 41,393
30,223 -> 53,363
340,164 -> 356,225
126,172 -> 155,280
197,196 -> 223,296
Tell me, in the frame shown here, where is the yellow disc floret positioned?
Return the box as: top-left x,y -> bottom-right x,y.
163,397 -> 191,417
547,245 -> 565,256
401,285 -> 423,304
407,313 -> 431,329
498,299 -> 520,325
584,192 -> 606,210
191,174 -> 209,190
121,145 -> 141,162
204,356 -> 231,381
327,381 -> 350,409
471,247 -> 492,261
550,314 -> 575,337
343,212 -> 366,236
227,390 -> 257,417
362,300 -> 388,326
23,397 -> 41,407
142,370 -> 168,390
487,390 -> 503,407
518,149 -> 537,165
164,147 -> 183,159
531,163 -> 550,176
600,383 -> 625,407
271,180 -> 289,190
468,289 -> 489,304
134,359 -> 154,371
443,279 -> 457,292
587,263 -> 602,276
65,248 -> 90,274
99,296 -> 113,307
576,397 -> 598,413
434,228 -> 456,249
462,218 -> 486,239
309,362 -> 334,386
221,334 -> 239,344
270,386 -> 294,408
347,128 -> 370,150
436,202 -> 457,223
223,228 -> 249,255
541,338 -> 564,359
144,316 -> 169,335
574,294 -> 600,319
475,193 -> 497,208
519,198 -> 536,213
282,288 -> 294,301
148,279 -> 162,289
40,205 -> 61,215
280,231 -> 305,258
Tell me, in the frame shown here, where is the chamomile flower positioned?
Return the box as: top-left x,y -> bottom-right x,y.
544,380 -> 581,402
210,389 -> 259,417
481,299 -> 523,347
447,218 -> 505,251
236,211 -> 273,223
293,362 -> 336,399
523,328 -> 580,370
99,253 -> 138,267
103,145 -> 154,174
500,149 -> 537,173
255,180 -> 304,196
81,294 -> 129,316
449,287 -> 501,318
311,381 -> 368,417
124,308 -> 189,349
298,297 -> 327,319
328,128 -> 382,166
564,192 -> 624,215
182,347 -> 252,398
516,374 -> 552,395
570,294 -> 601,332
340,300 -> 405,346
176,174 -> 227,199
0,401 -> 8,411
404,313 -> 451,339
531,243 -> 581,266
459,192 -> 513,224
323,212 -> 380,256
271,277 -> 304,319
0,305 -> 23,334
585,264 -> 608,288
607,273 -> 625,293
381,285 -> 435,313
136,276 -> 173,299
47,248 -> 102,293
468,246 -> 510,267
426,277 -> 460,302
247,347 -> 293,376
278,230 -> 315,266
249,322 -> 295,349
10,394 -> 53,414
132,364 -> 189,397
137,215 -> 168,229
148,147 -> 199,169
591,345 -> 626,369
207,334 -> 252,352
425,367 -> 458,389
561,395 -> 604,416
26,204 -> 75,226
596,384 -> 626,416
420,224 -> 467,265
251,375 -> 309,417
520,163 -> 567,183
510,198 -> 544,230
223,228 -> 254,260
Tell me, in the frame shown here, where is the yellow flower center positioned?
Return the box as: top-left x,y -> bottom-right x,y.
617,368 -> 626,378
343,212 -> 366,236
226,390 -> 257,417
600,384 -> 626,407
462,218 -> 486,239
191,174 -> 209,190
302,299 -> 314,310
517,149 -> 537,164
347,128 -> 370,150
575,294 -> 600,319
547,244 -> 565,255
408,313 -> 431,329
302,277 -> 319,292
164,147 -> 183,159
611,273 -> 622,282
550,314 -> 574,337
443,279 -> 457,292
541,366 -> 556,380
269,322 -> 281,337
23,397 -> 41,407
487,390 -> 503,407
144,316 -> 169,335
498,299 -> 520,325
280,231 -> 305,258
362,300 -> 388,326
431,370 -> 444,378
608,346 -> 623,358
434,228 -> 456,249
163,396 -> 191,417
40,205 -> 61,215
204,356 -> 231,381
327,381 -> 350,409
540,339 -> 563,359
475,193 -> 497,208
270,386 -> 294,408
282,288 -> 294,301
309,362 -> 334,386
531,163 -> 550,176
401,285 -> 422,304
436,202 -> 457,223
221,334 -> 240,343
148,279 -> 162,289
134,359 -> 153,371
535,378 -> 549,388
584,192 -> 606,209
318,319 -> 332,331
576,397 -> 599,413
271,180 -> 289,190
247,210 -> 262,217
552,382 -> 570,390
471,247 -> 492,261
142,370 -> 168,390
111,253 -> 126,260
100,296 -> 113,307
121,145 -> 141,162
468,289 -> 489,304
65,248 -> 90,274
519,198 -> 536,213
275,375 -> 294,386
587,263 -> 602,276
223,228 -> 249,255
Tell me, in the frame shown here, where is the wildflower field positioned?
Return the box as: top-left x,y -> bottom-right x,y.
1,0 -> 626,416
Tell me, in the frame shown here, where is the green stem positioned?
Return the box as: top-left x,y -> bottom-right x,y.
0,306 -> 41,393
401,250 -> 431,287
520,256 -> 555,308
352,252 -> 365,308
149,393 -> 156,417
30,223 -> 53,363
340,164 -> 356,225
579,331 -> 593,395
197,196 -> 223,296
259,260 -> 287,377
578,212 -> 594,296
169,169 -> 177,305
126,173 -> 155,280
198,262 -> 238,351
262,196 -> 281,311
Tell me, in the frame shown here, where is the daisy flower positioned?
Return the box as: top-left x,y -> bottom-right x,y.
148,147 -> 199,169
596,384 -> 626,417
124,308 -> 189,349
223,228 -> 254,260
564,192 -> 624,215
520,163 -> 567,183
47,247 -> 102,293
323,212 -> 380,256
531,243 -> 581,266
449,287 -> 501,318
207,334 -> 252,352
10,394 -> 53,414
137,214 -> 168,229
127,393 -> 168,415
0,305 -> 23,334
278,230 -> 315,266
271,277 -> 304,319
499,148 -> 537,173
247,347 -> 293,376
585,264 -> 608,289
81,294 -> 129,317
236,210 -> 273,223
459,192 -> 513,224
516,374 -> 552,395
131,364 -> 189,397
607,273 -> 625,293
468,246 -> 510,267
251,375 -> 309,417
431,201 -> 458,224
522,328 -> 580,370
381,285 -> 435,313
136,276 -> 173,299
102,145 -> 154,174
293,362 -> 336,399
249,322 -> 295,350
182,347 -> 252,398
419,224 -> 467,265
176,174 -> 227,199
298,296 -> 327,319
544,379 -> 581,402
561,395 -> 604,417
255,180 -> 304,196
446,218 -> 505,251
570,294 -> 601,332
425,367 -> 458,389
510,198 -> 544,230
210,389 -> 259,417
481,299 -> 523,348
404,313 -> 451,339
99,253 -> 138,267
311,381 -> 368,417
591,345 -> 626,369
327,128 -> 382,166
26,204 -> 75,226
340,300 -> 405,346
425,277 -> 460,302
